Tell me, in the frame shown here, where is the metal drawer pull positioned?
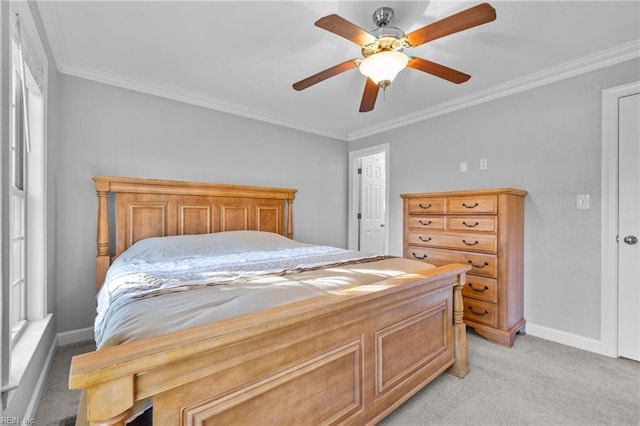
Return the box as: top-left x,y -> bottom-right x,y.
467,283 -> 490,292
462,221 -> 479,227
468,306 -> 489,316
419,203 -> 432,209
412,252 -> 428,260
462,239 -> 479,246
462,202 -> 479,209
419,220 -> 432,226
468,260 -> 489,268
419,236 -> 432,242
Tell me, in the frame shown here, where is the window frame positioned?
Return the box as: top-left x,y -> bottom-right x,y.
1,1 -> 49,407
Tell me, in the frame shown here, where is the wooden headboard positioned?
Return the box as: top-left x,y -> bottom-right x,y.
93,176 -> 297,290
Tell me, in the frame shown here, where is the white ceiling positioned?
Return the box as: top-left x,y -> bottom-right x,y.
36,1 -> 640,141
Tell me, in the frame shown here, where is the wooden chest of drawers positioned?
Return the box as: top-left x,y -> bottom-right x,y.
401,188 -> 527,346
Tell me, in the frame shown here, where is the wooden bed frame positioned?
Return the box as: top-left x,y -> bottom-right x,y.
70,176 -> 471,426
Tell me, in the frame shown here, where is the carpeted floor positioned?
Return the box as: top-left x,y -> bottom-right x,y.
380,330 -> 639,425
34,341 -> 95,426
35,330 -> 639,425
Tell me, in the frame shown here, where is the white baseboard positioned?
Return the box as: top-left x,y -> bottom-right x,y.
57,326 -> 93,346
526,322 -> 609,356
53,324 -> 611,355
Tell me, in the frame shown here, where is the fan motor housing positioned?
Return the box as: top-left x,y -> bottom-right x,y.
361,35 -> 405,58
362,7 -> 407,58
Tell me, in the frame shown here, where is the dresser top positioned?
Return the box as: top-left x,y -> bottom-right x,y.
400,188 -> 527,199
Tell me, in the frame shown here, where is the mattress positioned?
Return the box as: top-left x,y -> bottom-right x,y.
95,230 -> 436,349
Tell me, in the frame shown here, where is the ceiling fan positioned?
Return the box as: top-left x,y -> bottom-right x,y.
292,3 -> 496,112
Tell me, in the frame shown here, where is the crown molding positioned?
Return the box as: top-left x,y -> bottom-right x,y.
45,12 -> 638,144
347,39 -> 640,141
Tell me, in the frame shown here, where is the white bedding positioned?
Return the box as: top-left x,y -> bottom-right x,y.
96,231 -> 432,349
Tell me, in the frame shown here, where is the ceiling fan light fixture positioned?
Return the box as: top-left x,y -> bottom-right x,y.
359,50 -> 408,87
294,3 -> 496,111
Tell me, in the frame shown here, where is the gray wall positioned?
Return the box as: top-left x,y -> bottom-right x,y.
56,74 -> 347,332
349,59 -> 640,341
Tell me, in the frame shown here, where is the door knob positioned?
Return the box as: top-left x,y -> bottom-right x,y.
623,235 -> 638,245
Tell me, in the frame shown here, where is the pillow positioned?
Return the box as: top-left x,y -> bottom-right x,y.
115,230 -> 308,263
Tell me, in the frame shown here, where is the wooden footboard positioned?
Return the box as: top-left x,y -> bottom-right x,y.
70,263 -> 469,426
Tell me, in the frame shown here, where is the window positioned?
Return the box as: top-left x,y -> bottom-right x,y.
1,3 -> 48,406
9,61 -> 27,344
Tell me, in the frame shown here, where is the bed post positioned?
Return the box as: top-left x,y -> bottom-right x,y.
287,197 -> 294,239
86,375 -> 135,426
95,177 -> 111,291
448,271 -> 470,378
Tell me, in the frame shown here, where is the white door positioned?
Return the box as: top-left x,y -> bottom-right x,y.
618,93 -> 640,361
359,153 -> 385,254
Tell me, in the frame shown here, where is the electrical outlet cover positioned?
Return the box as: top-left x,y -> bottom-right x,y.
577,194 -> 590,209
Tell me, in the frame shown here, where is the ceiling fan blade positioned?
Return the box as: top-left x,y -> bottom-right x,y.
359,78 -> 380,112
407,57 -> 471,84
292,59 -> 359,91
315,14 -> 377,46
405,3 -> 496,47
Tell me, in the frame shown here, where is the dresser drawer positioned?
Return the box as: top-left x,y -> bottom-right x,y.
462,276 -> 498,303
407,198 -> 445,214
448,216 -> 497,233
408,231 -> 497,254
447,195 -> 497,214
463,299 -> 497,328
408,216 -> 445,230
406,247 -> 497,279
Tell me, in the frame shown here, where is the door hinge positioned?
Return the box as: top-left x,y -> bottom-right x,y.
357,168 -> 362,174
357,213 -> 362,219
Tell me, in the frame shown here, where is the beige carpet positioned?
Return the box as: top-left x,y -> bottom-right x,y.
380,329 -> 640,425
35,330 -> 639,425
34,341 -> 95,426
